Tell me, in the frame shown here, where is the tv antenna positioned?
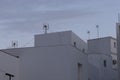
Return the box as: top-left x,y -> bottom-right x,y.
96,25 -> 99,38
43,24 -> 49,34
11,40 -> 18,48
87,30 -> 91,40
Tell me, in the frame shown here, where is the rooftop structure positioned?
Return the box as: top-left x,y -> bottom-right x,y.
0,30 -> 118,80
88,37 -> 118,80
1,31 -> 88,80
116,23 -> 120,80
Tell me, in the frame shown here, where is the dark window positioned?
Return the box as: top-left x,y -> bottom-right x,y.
74,42 -> 76,47
114,42 -> 117,48
113,60 -> 117,65
78,63 -> 82,80
82,48 -> 85,53
104,60 -> 107,67
88,78 -> 91,80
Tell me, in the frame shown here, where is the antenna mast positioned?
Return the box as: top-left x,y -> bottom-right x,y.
43,24 -> 49,34
96,25 -> 99,38
118,13 -> 120,23
87,30 -> 90,40
11,40 -> 18,48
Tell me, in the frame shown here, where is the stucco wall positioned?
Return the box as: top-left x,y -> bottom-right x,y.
88,53 -> 118,80
0,51 -> 19,80
116,23 -> 120,80
88,37 -> 111,55
3,45 -> 88,80
2,31 -> 88,80
17,45 -> 88,80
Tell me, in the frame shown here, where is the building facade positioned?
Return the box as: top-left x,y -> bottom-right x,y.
88,37 -> 118,80
0,51 -> 19,80
0,30 -> 119,80
2,31 -> 88,80
116,23 -> 120,80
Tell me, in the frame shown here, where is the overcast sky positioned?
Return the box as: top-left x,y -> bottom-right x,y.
0,0 -> 120,49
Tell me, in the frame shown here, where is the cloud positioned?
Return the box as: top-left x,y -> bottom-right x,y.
0,0 -> 119,33
0,0 -> 101,33
0,0 -> 119,49
0,0 -> 83,21
0,8 -> 98,32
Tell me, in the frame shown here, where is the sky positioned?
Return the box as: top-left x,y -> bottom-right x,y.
0,0 -> 120,49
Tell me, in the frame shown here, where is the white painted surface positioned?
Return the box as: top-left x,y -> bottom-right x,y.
88,54 -> 113,80
35,31 -> 87,53
88,37 -> 111,55
35,31 -> 71,47
88,63 -> 99,80
3,31 -> 88,80
0,51 -> 19,80
2,30 -> 118,80
88,37 -> 118,80
110,39 -> 117,54
15,46 -> 88,80
116,23 -> 120,80
71,32 -> 87,53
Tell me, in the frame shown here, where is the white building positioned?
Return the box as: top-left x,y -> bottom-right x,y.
1,31 -> 88,80
116,23 -> 120,80
88,37 -> 118,80
0,30 -> 118,80
0,51 -> 19,80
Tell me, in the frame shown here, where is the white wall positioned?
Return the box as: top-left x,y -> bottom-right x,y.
88,63 -> 99,80
35,31 -> 87,53
2,31 -> 88,80
88,54 -> 113,80
110,39 -> 117,54
0,51 -> 19,80
3,45 -> 88,80
116,23 -> 120,80
3,31 -> 87,57
88,37 -> 111,55
71,32 -> 87,53
17,46 -> 88,80
88,37 -> 118,80
35,31 -> 71,47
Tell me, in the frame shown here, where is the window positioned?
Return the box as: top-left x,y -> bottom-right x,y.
74,42 -> 76,47
78,63 -> 82,80
82,48 -> 85,53
114,42 -> 117,48
104,60 -> 107,67
88,78 -> 91,80
113,59 -> 117,65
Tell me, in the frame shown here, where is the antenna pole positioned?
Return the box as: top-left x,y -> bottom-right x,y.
11,41 -> 18,48
96,25 -> 99,38
118,13 -> 120,23
43,24 -> 49,34
87,31 -> 90,40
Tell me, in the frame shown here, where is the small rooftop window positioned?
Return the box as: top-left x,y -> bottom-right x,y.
104,60 -> 107,67
74,42 -> 76,47
114,42 -> 117,48
113,59 -> 117,65
82,48 -> 85,53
